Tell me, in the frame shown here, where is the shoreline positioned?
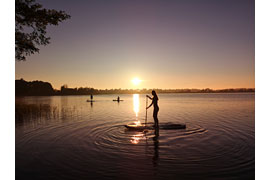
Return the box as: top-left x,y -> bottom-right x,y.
15,91 -> 255,97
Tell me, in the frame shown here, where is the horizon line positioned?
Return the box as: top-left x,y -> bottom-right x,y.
15,79 -> 255,91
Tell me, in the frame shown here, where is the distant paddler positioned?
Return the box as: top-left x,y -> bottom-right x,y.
86,94 -> 94,102
113,96 -> 123,102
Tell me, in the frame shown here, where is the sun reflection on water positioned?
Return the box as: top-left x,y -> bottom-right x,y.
130,133 -> 144,144
130,94 -> 145,144
133,94 -> 140,118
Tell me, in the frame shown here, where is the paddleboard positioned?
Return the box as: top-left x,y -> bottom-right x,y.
86,100 -> 95,102
125,123 -> 186,130
161,123 -> 186,129
124,124 -> 149,130
113,100 -> 124,101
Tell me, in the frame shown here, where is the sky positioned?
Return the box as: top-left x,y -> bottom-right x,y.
15,0 -> 255,90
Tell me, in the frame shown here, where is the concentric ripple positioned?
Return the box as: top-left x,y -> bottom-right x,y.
16,94 -> 255,179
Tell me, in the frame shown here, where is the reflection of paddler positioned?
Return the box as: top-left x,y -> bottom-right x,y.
152,126 -> 159,167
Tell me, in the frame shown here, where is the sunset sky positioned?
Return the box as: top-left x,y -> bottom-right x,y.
15,0 -> 254,90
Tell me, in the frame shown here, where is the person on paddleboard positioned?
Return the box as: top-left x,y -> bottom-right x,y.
146,90 -> 159,127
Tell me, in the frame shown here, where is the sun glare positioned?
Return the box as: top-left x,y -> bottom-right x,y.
132,77 -> 142,86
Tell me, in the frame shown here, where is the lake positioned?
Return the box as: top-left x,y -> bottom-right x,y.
16,93 -> 255,180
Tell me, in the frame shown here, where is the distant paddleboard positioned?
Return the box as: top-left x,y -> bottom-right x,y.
86,100 -> 95,102
113,100 -> 124,101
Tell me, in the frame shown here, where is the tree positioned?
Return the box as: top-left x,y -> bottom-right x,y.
15,0 -> 71,61
15,79 -> 55,95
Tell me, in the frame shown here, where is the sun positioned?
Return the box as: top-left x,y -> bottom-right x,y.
132,77 -> 142,86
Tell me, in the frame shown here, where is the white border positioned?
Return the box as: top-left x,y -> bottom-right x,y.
256,0 -> 270,179
0,0 -> 15,180
1,0 -> 267,179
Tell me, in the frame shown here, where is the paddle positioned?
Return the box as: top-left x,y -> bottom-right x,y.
145,95 -> 148,127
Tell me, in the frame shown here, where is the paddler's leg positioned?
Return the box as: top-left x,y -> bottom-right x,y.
153,108 -> 159,128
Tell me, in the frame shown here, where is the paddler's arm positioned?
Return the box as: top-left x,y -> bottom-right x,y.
146,102 -> 153,109
146,95 -> 153,100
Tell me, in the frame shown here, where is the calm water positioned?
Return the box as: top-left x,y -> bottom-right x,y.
16,93 -> 255,180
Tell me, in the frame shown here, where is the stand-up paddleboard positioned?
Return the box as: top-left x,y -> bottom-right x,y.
161,123 -> 186,129
86,100 -> 95,102
124,124 -> 149,130
125,122 -> 186,130
124,122 -> 147,130
113,100 -> 124,102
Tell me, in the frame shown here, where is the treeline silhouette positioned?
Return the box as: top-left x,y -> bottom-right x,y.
15,79 -> 255,96
16,79 -> 55,96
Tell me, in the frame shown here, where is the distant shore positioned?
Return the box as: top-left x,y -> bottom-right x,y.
15,79 -> 255,96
